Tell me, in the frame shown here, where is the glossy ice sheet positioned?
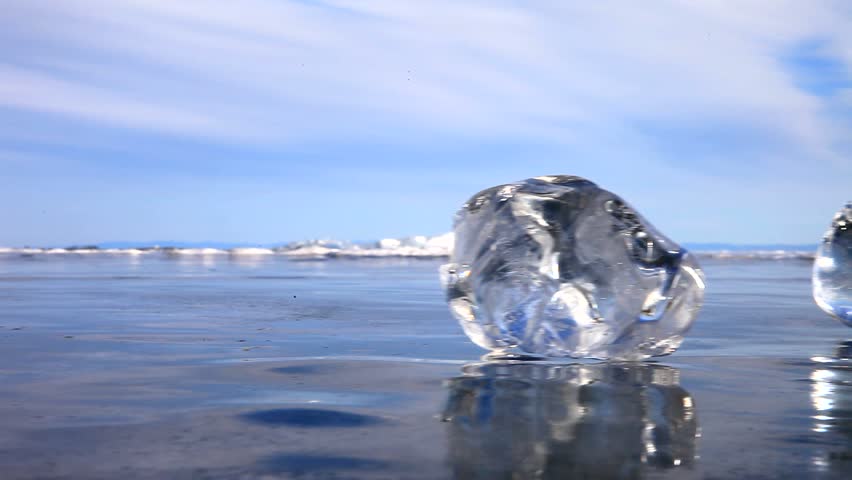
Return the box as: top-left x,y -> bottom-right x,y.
0,255 -> 849,478
0,356 -> 850,479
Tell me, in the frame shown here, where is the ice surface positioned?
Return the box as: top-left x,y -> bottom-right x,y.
440,175 -> 706,360
442,362 -> 698,478
813,202 -> 852,326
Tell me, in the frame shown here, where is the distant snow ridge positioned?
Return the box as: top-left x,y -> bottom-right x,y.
0,234 -> 814,260
692,250 -> 815,260
279,233 -> 454,258
0,233 -> 455,259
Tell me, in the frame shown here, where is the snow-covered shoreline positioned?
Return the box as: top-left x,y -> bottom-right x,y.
0,233 -> 815,260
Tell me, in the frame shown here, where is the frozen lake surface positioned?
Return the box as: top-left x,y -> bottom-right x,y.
0,254 -> 849,479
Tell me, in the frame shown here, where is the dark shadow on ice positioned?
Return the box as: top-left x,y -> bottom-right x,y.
833,340 -> 852,359
269,364 -> 333,375
442,362 -> 699,480
241,408 -> 383,428
260,454 -> 389,476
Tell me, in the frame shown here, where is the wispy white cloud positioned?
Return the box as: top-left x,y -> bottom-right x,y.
0,65 -> 225,135
1,0 -> 849,157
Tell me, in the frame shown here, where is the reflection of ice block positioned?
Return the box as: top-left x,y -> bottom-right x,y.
441,176 -> 705,360
442,362 -> 699,479
809,342 -> 852,475
813,202 -> 852,326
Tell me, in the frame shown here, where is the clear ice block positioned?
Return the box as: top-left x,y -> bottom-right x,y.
813,202 -> 852,326
440,175 -> 705,360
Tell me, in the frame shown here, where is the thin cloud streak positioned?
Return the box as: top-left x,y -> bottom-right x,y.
0,65 -> 224,135
1,0 -> 849,155
0,1 -> 850,246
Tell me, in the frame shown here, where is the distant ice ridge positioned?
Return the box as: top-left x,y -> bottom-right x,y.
0,234 -> 814,260
0,233 -> 455,259
279,233 -> 453,259
693,250 -> 815,261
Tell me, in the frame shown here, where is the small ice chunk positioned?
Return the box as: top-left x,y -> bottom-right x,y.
440,175 -> 705,360
813,202 -> 852,326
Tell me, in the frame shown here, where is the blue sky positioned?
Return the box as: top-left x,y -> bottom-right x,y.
1,0 -> 850,246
